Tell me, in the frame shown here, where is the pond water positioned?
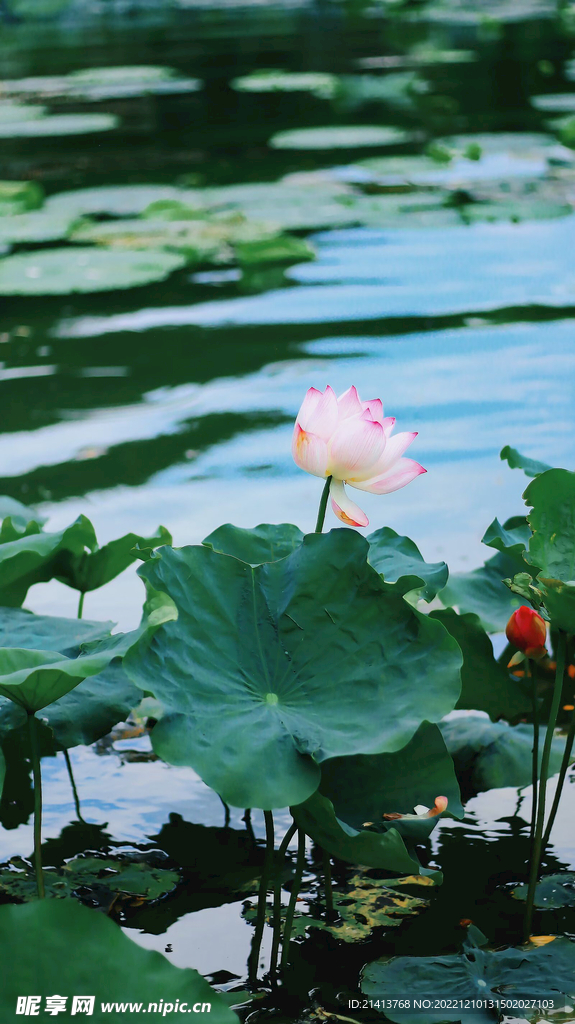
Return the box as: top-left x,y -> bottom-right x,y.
1,1 -> 575,1018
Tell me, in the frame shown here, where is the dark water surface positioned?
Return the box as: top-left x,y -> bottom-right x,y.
1,2 -> 575,1017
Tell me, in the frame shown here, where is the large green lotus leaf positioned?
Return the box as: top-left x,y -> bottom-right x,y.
540,579 -> 575,634
56,525 -> 171,594
0,900 -> 237,1024
430,609 -> 530,720
0,113 -> 118,138
0,247 -> 186,296
202,523 -> 304,564
0,608 -> 140,746
0,629 -> 137,713
0,211 -> 76,245
367,527 -> 448,601
439,550 -> 525,633
513,873 -> 575,908
0,179 -> 44,215
0,606 -> 112,654
292,791 -> 435,875
45,185 -> 201,218
0,515 -> 96,607
269,125 -> 415,149
500,444 -> 552,477
524,469 -> 575,581
361,937 -> 575,1024
440,717 -> 566,796
125,530 -> 462,809
232,70 -> 337,97
317,722 -> 463,844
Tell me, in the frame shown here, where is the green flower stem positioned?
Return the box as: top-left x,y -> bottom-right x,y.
77,592 -> 85,619
523,632 -> 567,941
529,660 -> 539,845
542,704 -> 575,848
63,749 -> 85,823
280,827 -> 306,971
247,810 -> 275,983
323,848 -> 334,917
269,820 -> 298,981
315,476 -> 332,534
27,713 -> 45,899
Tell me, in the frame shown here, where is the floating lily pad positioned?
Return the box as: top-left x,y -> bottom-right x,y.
269,125 -> 414,150
71,216 -> 284,266
362,935 -> 575,1024
0,900 -> 237,1023
231,69 -> 337,98
0,856 -> 180,902
0,180 -> 44,216
65,65 -> 202,101
335,73 -> 427,112
513,873 -> 575,909
0,211 -> 77,244
45,184 -> 198,218
0,101 -> 46,123
0,113 -> 119,139
198,180 -> 360,231
531,93 -> 575,112
0,246 -> 186,295
357,49 -> 476,70
1,66 -> 201,103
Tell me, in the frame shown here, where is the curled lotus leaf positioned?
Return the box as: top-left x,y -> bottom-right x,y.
125,529 -> 462,809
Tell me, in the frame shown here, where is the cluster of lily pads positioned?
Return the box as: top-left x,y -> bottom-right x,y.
0,438 -> 574,1018
1,124 -> 575,296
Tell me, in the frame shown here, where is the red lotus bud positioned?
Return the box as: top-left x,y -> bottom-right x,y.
505,606 -> 547,659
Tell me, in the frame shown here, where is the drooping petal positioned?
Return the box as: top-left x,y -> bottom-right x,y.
353,457 -> 426,494
327,411 -> 385,478
296,385 -> 338,441
330,478 -> 369,527
350,431 -> 417,483
292,424 -> 329,478
362,398 -> 384,425
337,385 -> 364,420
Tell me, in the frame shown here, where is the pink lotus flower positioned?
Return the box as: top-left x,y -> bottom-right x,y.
292,385 -> 426,527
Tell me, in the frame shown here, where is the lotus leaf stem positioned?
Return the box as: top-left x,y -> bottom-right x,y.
323,848 -> 334,917
523,631 -> 566,941
280,827 -> 306,971
269,819 -> 298,981
315,476 -> 332,534
77,591 -> 85,619
528,660 -> 539,845
542,700 -> 575,848
64,748 -> 85,823
248,809 -> 275,983
219,795 -> 231,828
27,712 -> 45,899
